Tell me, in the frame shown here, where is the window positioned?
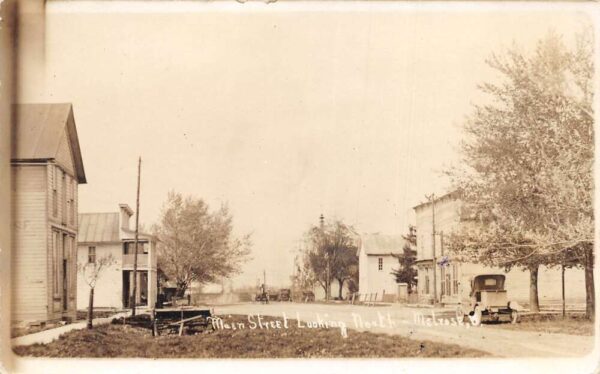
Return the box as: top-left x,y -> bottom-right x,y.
445,274 -> 451,296
440,267 -> 445,295
378,257 -> 383,271
425,274 -> 430,294
88,246 -> 96,264
452,265 -> 459,294
53,231 -> 60,297
124,241 -> 148,255
62,171 -> 67,225
52,166 -> 58,217
68,178 -> 75,226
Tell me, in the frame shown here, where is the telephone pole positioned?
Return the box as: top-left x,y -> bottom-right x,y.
131,157 -> 141,316
426,194 -> 437,305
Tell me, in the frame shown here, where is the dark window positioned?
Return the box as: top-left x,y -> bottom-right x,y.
68,178 -> 75,225
425,274 -> 430,294
452,265 -> 459,294
61,171 -> 67,225
124,241 -> 147,255
378,257 -> 383,271
88,246 -> 96,264
52,167 -> 58,217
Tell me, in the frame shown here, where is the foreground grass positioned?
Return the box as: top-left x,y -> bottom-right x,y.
14,314 -> 487,358
491,313 -> 594,336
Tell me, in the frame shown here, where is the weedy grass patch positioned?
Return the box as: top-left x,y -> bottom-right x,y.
489,313 -> 594,336
14,314 -> 488,358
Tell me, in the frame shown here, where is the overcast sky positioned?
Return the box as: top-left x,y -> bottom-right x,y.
20,2 -> 590,287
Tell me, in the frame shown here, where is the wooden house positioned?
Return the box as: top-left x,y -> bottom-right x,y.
357,233 -> 407,302
11,103 -> 86,326
77,204 -> 157,310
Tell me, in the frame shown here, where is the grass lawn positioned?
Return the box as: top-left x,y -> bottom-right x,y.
14,314 -> 488,358
491,313 -> 594,336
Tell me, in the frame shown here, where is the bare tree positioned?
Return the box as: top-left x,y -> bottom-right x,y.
78,253 -> 117,329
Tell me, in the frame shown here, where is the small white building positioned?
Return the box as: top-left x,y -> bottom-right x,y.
77,204 -> 157,310
357,234 -> 407,302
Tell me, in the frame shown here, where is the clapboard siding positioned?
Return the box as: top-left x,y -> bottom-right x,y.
11,165 -> 48,323
46,163 -> 79,321
55,127 -> 75,176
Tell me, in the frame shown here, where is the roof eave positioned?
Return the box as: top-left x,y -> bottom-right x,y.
66,105 -> 87,184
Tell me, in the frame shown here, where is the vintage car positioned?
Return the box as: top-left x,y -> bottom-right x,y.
255,292 -> 269,303
302,291 -> 315,302
456,274 -> 519,326
279,289 -> 292,302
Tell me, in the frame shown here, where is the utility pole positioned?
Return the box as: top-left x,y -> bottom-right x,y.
131,157 -> 141,317
263,269 -> 266,288
426,194 -> 437,305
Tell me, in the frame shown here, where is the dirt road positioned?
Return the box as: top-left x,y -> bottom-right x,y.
215,302 -> 595,358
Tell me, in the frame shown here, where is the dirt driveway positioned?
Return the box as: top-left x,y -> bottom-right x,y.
215,302 -> 595,358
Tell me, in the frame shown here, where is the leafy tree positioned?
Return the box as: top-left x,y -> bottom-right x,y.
153,192 -> 252,297
78,253 -> 117,329
392,225 -> 417,292
305,220 -> 358,300
291,250 -> 318,297
447,30 -> 594,317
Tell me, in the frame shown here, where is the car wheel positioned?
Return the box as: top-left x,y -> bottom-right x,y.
511,310 -> 519,324
470,306 -> 482,326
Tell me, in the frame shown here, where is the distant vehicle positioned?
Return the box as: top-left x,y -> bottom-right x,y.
268,290 -> 280,302
302,291 -> 315,303
255,292 -> 269,303
255,284 -> 269,304
279,289 -> 291,302
456,274 -> 519,326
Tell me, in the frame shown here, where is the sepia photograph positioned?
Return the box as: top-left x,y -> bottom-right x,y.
0,1 -> 598,373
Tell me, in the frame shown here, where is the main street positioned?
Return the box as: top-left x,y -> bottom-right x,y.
215,302 -> 595,358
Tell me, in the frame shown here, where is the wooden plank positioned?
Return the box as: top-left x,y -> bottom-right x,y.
165,314 -> 208,327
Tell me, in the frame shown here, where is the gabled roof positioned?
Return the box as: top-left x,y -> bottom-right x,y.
359,233 -> 407,256
413,190 -> 460,211
12,103 -> 87,183
79,213 -> 120,243
79,210 -> 156,244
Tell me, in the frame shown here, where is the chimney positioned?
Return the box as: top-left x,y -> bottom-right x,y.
119,204 -> 134,230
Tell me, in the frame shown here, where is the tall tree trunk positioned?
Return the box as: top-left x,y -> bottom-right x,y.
529,265 -> 540,313
337,279 -> 344,300
584,246 -> 595,320
87,287 -> 94,329
320,281 -> 327,299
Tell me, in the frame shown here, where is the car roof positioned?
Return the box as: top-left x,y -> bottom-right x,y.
473,274 -> 506,280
